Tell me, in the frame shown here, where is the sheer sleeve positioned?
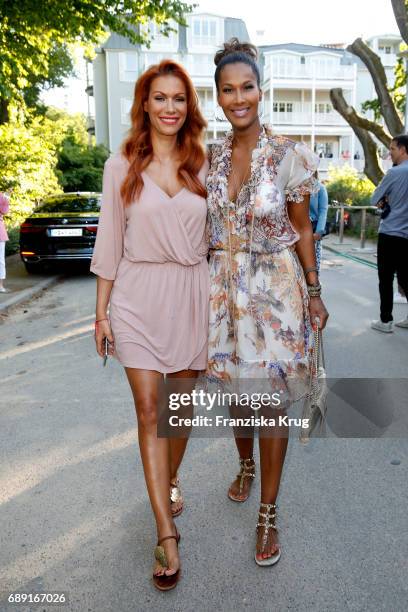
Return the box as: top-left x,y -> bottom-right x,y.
90,156 -> 127,281
283,142 -> 320,203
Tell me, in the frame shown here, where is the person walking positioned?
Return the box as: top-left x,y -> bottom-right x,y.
206,39 -> 329,566
309,171 -> 328,273
0,192 -> 10,293
370,134 -> 408,332
91,60 -> 209,590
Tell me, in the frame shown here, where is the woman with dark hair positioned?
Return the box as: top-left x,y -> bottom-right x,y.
206,39 -> 329,566
91,60 -> 209,590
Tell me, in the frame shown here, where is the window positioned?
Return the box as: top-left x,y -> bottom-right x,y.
300,56 -> 305,65
273,102 -> 294,113
121,98 -> 132,125
192,18 -> 217,45
119,52 -> 139,82
145,21 -> 177,47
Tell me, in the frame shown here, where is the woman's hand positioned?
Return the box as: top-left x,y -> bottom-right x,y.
94,319 -> 115,358
309,296 -> 329,330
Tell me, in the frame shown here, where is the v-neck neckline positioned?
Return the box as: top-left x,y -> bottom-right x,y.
143,171 -> 185,200
225,126 -> 267,204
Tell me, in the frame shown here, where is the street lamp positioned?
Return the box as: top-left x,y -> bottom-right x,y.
397,49 -> 408,132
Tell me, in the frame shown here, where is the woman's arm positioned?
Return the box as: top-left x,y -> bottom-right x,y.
287,195 -> 329,330
91,157 -> 126,357
94,277 -> 115,357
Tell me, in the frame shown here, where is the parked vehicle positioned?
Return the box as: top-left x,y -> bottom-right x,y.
19,193 -> 101,273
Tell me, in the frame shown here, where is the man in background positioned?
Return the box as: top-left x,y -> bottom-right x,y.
370,134 -> 408,333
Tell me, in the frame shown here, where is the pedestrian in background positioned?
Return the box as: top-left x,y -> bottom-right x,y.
370,134 -> 408,332
0,192 -> 10,293
309,171 -> 328,273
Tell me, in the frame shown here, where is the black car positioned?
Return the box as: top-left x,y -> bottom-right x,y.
20,192 -> 101,273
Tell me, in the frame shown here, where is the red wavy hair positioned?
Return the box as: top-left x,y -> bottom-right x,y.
121,60 -> 207,205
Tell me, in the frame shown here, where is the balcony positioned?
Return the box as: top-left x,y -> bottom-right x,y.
264,62 -> 355,82
271,103 -> 347,126
378,52 -> 397,67
184,54 -> 214,79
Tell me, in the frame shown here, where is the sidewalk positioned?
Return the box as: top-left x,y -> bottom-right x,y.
0,254 -> 61,315
323,232 -> 378,268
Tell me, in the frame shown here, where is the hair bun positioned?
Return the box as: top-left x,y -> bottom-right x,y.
214,37 -> 258,66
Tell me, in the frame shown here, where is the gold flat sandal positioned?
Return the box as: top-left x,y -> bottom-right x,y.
170,478 -> 184,517
153,532 -> 181,591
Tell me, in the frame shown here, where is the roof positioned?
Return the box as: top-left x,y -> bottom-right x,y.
224,17 -> 250,43
366,33 -> 402,42
259,42 -> 345,55
101,31 -> 140,51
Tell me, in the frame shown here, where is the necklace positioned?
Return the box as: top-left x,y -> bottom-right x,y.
225,130 -> 265,376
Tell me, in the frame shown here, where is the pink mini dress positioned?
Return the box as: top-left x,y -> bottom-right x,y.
90,154 -> 210,373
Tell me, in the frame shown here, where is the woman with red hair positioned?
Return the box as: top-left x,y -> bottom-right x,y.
91,60 -> 208,591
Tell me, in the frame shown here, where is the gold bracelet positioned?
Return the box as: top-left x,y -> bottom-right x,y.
307,283 -> 322,297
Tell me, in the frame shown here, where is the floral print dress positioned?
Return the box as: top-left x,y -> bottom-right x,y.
206,125 -> 319,405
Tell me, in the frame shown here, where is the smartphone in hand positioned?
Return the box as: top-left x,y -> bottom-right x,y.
103,337 -> 109,366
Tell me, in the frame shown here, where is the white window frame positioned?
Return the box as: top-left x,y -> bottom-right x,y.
120,98 -> 132,126
141,21 -> 178,49
191,17 -> 218,46
118,52 -> 139,83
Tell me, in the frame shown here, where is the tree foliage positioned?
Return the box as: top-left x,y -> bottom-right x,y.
0,0 -> 193,121
325,164 -> 375,206
330,0 -> 408,184
0,109 -> 107,227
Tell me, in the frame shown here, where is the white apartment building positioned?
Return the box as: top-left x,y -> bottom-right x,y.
260,42 -> 358,171
90,13 -> 249,152
88,14 -> 402,176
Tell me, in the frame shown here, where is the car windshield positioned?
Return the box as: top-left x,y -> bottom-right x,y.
35,196 -> 101,213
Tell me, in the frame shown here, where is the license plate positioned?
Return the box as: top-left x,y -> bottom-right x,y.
50,228 -> 83,237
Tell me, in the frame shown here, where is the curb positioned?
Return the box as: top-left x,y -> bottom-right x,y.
0,275 -> 62,315
324,243 -> 378,270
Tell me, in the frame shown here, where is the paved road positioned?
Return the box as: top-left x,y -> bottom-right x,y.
0,253 -> 407,612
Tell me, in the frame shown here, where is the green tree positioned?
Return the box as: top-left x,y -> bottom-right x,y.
0,108 -> 107,228
57,137 -> 109,192
0,0 -> 193,122
330,0 -> 408,184
325,164 -> 375,206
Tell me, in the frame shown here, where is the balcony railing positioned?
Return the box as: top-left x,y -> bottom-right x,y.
270,103 -> 347,126
264,63 -> 355,81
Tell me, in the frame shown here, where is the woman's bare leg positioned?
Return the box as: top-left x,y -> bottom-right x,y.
125,368 -> 178,577
166,369 -> 198,514
257,411 -> 289,560
228,400 -> 255,500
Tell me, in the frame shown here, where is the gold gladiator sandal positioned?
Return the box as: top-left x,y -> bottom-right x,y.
227,457 -> 255,502
255,502 -> 281,566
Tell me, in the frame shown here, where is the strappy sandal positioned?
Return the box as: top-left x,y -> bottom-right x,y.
153,531 -> 181,591
227,457 -> 255,502
170,478 -> 184,517
255,502 -> 281,566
